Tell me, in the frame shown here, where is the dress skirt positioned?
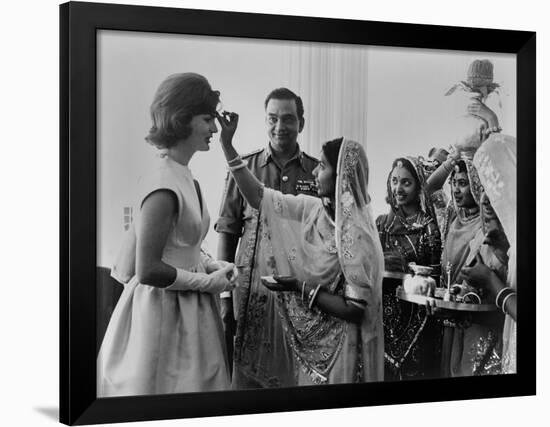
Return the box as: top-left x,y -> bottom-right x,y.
97,273 -> 230,397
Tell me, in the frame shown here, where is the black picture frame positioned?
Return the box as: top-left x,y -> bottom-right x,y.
60,1 -> 536,425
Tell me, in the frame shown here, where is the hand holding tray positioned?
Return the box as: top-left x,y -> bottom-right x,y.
396,286 -> 497,312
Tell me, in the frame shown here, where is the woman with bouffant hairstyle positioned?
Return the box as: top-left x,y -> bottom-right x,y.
146,73 -> 222,148
98,73 -> 236,397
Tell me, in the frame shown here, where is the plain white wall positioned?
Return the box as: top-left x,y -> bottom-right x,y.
1,1 -> 546,427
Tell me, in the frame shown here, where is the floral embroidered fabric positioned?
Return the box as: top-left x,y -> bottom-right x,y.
233,212 -> 296,388
376,156 -> 442,379
474,134 -> 517,374
258,138 -> 385,384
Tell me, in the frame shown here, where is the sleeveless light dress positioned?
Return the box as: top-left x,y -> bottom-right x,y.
97,156 -> 230,397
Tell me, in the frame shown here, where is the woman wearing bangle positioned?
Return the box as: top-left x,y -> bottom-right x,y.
460,134 -> 517,373
425,99 -> 508,377
216,111 -> 384,385
425,95 -> 501,290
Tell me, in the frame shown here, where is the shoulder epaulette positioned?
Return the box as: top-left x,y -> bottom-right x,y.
242,147 -> 265,159
301,151 -> 320,163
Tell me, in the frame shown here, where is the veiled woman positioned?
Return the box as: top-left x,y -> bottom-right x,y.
377,157 -> 442,271
216,111 -> 384,384
461,134 -> 517,374
376,157 -> 442,380
426,98 -> 500,288
426,100 -> 506,376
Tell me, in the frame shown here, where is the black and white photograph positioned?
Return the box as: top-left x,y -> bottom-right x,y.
96,31 -> 518,396
4,0 -> 546,426
57,2 -> 537,424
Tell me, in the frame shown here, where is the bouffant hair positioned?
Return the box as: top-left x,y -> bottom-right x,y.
145,73 -> 220,149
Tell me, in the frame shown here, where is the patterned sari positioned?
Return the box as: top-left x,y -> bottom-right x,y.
376,157 -> 442,380
440,157 -> 485,286
474,134 -> 517,374
258,138 -> 384,384
442,155 -> 505,377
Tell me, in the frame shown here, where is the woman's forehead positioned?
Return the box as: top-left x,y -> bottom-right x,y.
391,165 -> 413,178
454,171 -> 469,179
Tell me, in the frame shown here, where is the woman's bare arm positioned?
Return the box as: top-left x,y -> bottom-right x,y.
135,190 -> 178,287
264,277 -> 365,324
425,157 -> 456,196
313,289 -> 365,324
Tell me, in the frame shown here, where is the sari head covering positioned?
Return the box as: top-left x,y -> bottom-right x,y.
451,156 -> 484,208
473,133 -> 517,373
260,138 -> 384,384
386,156 -> 437,225
441,156 -> 484,245
335,138 -> 385,341
460,156 -> 484,206
440,155 -> 485,286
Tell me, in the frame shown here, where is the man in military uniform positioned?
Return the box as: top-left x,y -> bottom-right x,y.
215,88 -> 318,388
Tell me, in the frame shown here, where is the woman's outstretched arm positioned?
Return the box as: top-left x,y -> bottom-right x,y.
216,112 -> 264,210
425,155 -> 458,196
426,98 -> 500,196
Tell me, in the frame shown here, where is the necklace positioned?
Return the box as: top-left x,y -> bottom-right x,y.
400,211 -> 421,225
457,205 -> 480,223
463,206 -> 479,217
395,210 -> 424,231
382,210 -> 426,242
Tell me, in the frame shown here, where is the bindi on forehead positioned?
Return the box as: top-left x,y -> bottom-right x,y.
391,167 -> 413,180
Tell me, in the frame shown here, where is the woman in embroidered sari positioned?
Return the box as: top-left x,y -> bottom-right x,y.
459,134 -> 517,373
426,99 -> 506,376
376,157 -> 442,380
425,97 -> 500,287
377,157 -> 441,271
216,112 -> 384,384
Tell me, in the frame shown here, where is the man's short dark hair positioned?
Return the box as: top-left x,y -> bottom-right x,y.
264,88 -> 304,121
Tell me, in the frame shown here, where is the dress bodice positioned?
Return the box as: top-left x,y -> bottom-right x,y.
134,156 -> 210,270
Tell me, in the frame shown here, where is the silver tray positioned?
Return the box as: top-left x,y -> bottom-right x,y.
396,287 -> 497,312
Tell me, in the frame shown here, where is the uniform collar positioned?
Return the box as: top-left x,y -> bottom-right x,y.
261,142 -> 307,171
